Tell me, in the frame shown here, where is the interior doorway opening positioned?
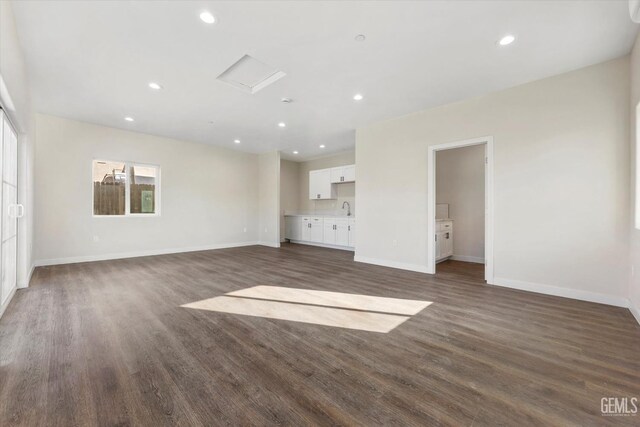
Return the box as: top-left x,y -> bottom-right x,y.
427,137 -> 494,283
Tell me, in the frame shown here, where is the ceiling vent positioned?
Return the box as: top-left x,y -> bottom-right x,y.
217,54 -> 286,94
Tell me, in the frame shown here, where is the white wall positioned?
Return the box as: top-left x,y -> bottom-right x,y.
258,151 -> 280,247
356,57 -> 630,306
279,159 -> 300,241
298,151 -> 355,215
436,144 -> 485,263
34,114 -> 260,264
0,0 -> 36,304
628,31 -> 640,324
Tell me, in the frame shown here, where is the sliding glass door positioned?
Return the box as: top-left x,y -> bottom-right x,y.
1,109 -> 20,307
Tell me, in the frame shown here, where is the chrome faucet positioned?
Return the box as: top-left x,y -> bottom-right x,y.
342,201 -> 351,216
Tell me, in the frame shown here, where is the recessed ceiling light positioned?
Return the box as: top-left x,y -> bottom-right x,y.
278,122 -> 286,128
293,151 -> 299,154
234,139 -> 241,144
498,34 -> 515,46
353,93 -> 363,101
200,11 -> 216,24
124,117 -> 134,122
355,34 -> 366,42
148,82 -> 162,90
319,144 -> 325,149
281,97 -> 292,103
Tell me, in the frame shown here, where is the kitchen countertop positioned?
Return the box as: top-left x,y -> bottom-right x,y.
284,213 -> 355,219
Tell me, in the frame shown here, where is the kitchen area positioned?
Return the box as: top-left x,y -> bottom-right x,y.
280,151 -> 356,250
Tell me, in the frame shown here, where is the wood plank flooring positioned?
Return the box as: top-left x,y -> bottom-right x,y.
1,243 -> 639,426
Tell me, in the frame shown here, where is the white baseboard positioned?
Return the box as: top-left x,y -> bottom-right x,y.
0,287 -> 17,320
289,240 -> 355,252
451,255 -> 485,264
354,255 -> 429,274
352,255 -> 627,308
34,241 -> 261,267
18,264 -> 34,289
493,277 -> 629,308
258,241 -> 281,248
630,301 -> 640,326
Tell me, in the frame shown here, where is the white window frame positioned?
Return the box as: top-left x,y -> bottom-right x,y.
92,159 -> 161,218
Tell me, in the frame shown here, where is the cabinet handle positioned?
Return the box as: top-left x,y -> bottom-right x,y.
348,225 -> 350,231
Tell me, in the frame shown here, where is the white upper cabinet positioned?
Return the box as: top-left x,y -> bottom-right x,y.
329,164 -> 355,183
342,165 -> 355,183
310,164 -> 355,199
329,168 -> 342,184
309,169 -> 336,200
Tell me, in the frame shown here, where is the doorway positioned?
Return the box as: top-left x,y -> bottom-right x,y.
427,136 -> 494,283
1,107 -> 21,313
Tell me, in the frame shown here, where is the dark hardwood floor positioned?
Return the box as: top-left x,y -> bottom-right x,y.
1,243 -> 639,426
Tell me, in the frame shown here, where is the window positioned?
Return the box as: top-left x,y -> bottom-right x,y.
93,160 -> 160,216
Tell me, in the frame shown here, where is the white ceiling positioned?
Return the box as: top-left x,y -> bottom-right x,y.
11,1 -> 639,160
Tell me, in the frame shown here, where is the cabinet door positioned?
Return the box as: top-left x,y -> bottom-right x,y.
348,219 -> 356,247
323,220 -> 336,244
342,165 -> 355,183
309,169 -> 334,199
336,220 -> 349,246
310,218 -> 323,242
443,231 -> 453,257
309,170 -> 322,200
435,232 -> 443,260
330,167 -> 343,184
301,218 -> 312,241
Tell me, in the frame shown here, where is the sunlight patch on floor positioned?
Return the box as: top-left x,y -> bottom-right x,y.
181,286 -> 432,333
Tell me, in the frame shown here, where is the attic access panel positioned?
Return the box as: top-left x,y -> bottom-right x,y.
217,54 -> 286,94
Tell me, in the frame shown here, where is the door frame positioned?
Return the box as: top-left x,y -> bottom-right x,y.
427,136 -> 494,283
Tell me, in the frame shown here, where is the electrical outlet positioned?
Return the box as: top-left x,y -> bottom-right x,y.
93,235 -> 100,242
392,239 -> 398,246
243,227 -> 247,233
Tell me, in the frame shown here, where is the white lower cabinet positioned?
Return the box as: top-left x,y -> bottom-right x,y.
323,219 -> 336,245
301,217 -> 312,241
300,216 -> 323,242
310,217 -> 323,242
285,215 -> 355,249
436,220 -> 453,262
335,219 -> 349,246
